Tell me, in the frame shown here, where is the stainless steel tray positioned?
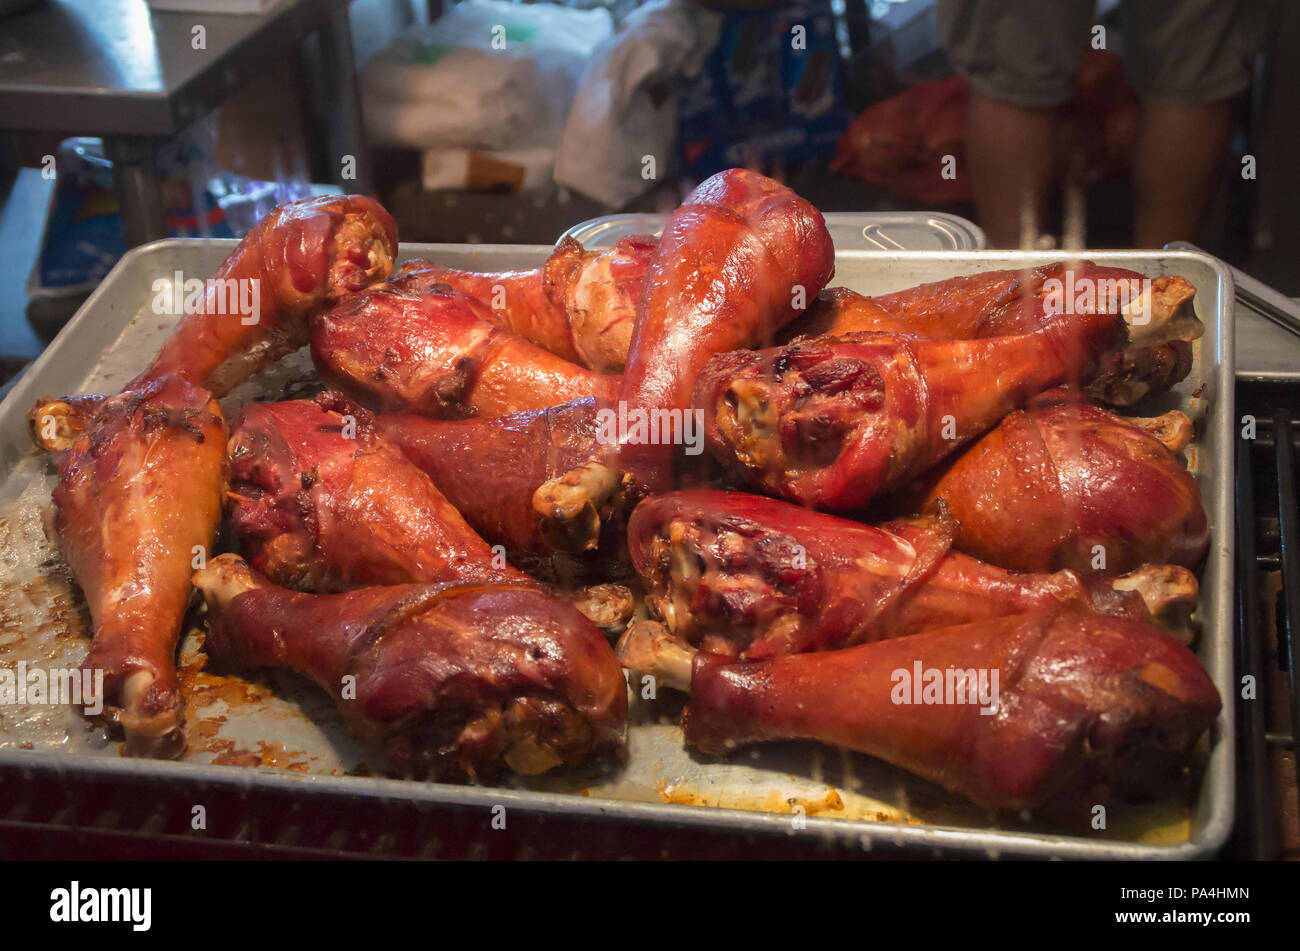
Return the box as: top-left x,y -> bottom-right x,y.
0,242 -> 1234,859
562,211 -> 988,252
1166,241 -> 1300,383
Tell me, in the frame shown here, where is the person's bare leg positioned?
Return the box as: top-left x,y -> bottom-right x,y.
966,91 -> 1057,248
1132,100 -> 1233,248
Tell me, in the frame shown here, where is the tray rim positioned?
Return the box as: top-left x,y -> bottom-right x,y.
559,210 -> 990,252
0,242 -> 1237,861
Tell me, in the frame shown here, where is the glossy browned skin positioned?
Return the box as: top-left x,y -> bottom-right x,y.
194,555 -> 628,779
794,265 -> 1198,405
616,169 -> 836,497
788,287 -> 914,337
918,398 -> 1209,575
801,263 -> 1152,338
393,234 -> 656,374
311,284 -> 619,417
530,170 -> 835,551
376,397 -> 601,556
628,490 -> 1179,661
647,609 -> 1221,811
227,392 -> 529,591
130,195 -> 397,396
49,376 -> 226,757
695,310 -> 1121,512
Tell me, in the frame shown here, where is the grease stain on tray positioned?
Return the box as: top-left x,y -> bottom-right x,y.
174,633 -> 346,773
178,639 -> 273,714
651,777 -> 908,823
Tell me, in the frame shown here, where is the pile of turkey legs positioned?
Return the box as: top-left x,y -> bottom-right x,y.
27,170 -> 1219,817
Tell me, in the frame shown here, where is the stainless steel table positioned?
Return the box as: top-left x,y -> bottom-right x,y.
0,0 -> 367,245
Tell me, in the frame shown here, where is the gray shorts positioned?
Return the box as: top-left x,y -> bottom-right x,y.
937,0 -> 1274,108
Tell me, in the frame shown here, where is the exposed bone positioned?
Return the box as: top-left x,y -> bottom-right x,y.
616,620 -> 695,693
192,552 -> 264,611
116,670 -> 186,759
1111,564 -> 1199,644
561,583 -> 635,634
1124,409 -> 1194,454
729,380 -> 777,440
663,522 -> 702,634
503,733 -> 565,776
533,458 -> 620,552
721,380 -> 780,472
1120,276 -> 1202,349
26,395 -> 108,452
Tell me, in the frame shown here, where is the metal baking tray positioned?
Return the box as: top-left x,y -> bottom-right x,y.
1166,241 -> 1300,383
0,242 -> 1233,859
563,211 -> 988,252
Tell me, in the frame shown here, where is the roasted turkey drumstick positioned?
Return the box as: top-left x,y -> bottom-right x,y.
797,265 -> 1201,406
914,393 -> 1209,575
393,233 -> 656,374
804,264 -> 1198,341
44,376 -> 226,757
532,168 -> 835,551
629,489 -> 1198,660
311,283 -> 618,417
696,310 -> 1121,512
619,608 -> 1220,812
25,195 -> 397,451
226,392 -> 529,591
131,195 -> 397,397
194,555 -> 628,778
374,397 -> 603,557
226,393 -> 632,628
412,244 -> 1197,411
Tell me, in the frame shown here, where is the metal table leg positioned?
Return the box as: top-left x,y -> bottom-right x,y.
104,137 -> 167,246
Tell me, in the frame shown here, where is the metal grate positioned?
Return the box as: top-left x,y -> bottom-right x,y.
0,758 -> 901,860
1232,381 -> 1300,859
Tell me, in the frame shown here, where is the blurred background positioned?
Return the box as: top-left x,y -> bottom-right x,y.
1,0 -> 1296,386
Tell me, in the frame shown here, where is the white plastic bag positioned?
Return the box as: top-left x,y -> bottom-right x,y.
362,0 -> 613,151
554,0 -> 722,208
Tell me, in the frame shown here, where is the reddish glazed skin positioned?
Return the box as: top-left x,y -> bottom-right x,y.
51,376 -> 226,757
695,312 -> 1120,511
798,263 -> 1142,339
628,490 -> 1149,660
792,263 -> 1192,403
202,571 -> 628,779
311,284 -> 619,417
227,393 -> 529,591
394,234 -> 656,374
684,608 -> 1221,811
376,398 -> 601,555
919,400 -> 1209,574
617,169 -> 835,496
131,195 -> 398,396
